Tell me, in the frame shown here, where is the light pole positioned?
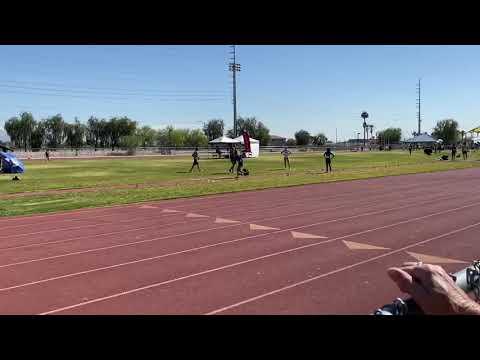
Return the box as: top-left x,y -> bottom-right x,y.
357,132 -> 360,148
229,45 -> 241,137
361,111 -> 369,151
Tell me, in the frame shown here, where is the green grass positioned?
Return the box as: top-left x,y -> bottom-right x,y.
1,150 -> 479,217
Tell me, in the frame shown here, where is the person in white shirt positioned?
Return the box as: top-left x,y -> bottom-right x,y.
281,147 -> 291,170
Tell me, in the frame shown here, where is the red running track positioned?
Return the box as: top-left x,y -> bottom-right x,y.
1,168 -> 480,314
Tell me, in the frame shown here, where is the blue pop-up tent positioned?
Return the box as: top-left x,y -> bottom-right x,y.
0,151 -> 25,174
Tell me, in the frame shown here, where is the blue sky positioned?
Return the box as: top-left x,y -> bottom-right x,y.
0,45 -> 479,141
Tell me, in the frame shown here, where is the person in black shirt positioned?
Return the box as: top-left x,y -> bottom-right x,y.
462,143 -> 468,160
189,147 -> 200,172
229,145 -> 238,173
45,149 -> 50,161
451,144 -> 457,161
236,150 -> 244,177
323,148 -> 335,173
408,144 -> 412,155
215,146 -> 222,159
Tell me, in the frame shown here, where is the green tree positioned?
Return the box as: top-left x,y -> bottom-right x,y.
98,119 -> 109,148
137,126 -> 157,147
226,116 -> 271,146
377,128 -> 402,144
186,129 -> 208,147
168,128 -> 189,147
120,134 -> 141,155
203,119 -> 224,141
294,130 -> 311,146
432,119 -> 459,145
64,118 -> 86,150
18,112 -> 36,151
286,138 -> 296,146
311,133 -> 328,146
45,114 -> 66,149
86,116 -> 101,149
156,128 -> 169,146
4,113 -> 36,150
106,117 -> 137,150
31,120 -> 47,150
255,121 -> 271,146
4,116 -> 22,148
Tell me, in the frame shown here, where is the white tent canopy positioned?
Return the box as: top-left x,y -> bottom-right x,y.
404,133 -> 436,143
233,136 -> 260,158
233,136 -> 260,144
209,136 -> 240,144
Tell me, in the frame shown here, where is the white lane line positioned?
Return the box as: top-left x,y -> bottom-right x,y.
0,192 -> 466,269
0,217 -> 204,253
205,221 -> 480,314
37,202 -> 480,315
0,211 -> 185,240
1,179 -> 473,238
1,186 -> 434,255
0,199 -> 354,254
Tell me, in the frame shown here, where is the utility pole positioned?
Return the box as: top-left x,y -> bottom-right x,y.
416,78 -> 421,135
335,128 -> 337,144
229,45 -> 241,137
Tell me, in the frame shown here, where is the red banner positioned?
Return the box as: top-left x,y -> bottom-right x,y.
242,130 -> 251,153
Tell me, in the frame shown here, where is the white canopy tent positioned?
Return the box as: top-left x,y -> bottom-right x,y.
233,136 -> 260,158
404,133 -> 436,144
208,136 -> 240,144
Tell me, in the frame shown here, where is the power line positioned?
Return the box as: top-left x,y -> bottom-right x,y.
0,84 -> 227,98
0,80 -> 228,96
0,89 -> 226,103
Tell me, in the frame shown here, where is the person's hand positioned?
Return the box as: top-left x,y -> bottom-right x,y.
388,262 -> 480,315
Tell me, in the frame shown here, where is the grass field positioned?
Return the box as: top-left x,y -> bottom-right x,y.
1,149 -> 479,217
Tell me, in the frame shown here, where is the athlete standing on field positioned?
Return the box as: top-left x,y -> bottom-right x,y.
323,148 -> 335,173
281,147 -> 291,170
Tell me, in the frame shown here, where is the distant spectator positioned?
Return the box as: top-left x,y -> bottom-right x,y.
189,147 -> 200,172
236,150 -> 245,177
229,146 -> 238,173
281,147 -> 291,170
462,143 -> 468,160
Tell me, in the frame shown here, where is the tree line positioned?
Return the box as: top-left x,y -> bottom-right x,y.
11,112 -> 463,151
374,119 -> 466,145
3,114 -> 279,150
293,130 -> 329,146
3,112 -> 214,151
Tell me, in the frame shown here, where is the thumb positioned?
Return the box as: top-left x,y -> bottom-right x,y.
387,267 -> 413,295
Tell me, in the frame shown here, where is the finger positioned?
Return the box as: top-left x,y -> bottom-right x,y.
397,264 -> 433,285
387,267 -> 413,294
411,266 -> 435,287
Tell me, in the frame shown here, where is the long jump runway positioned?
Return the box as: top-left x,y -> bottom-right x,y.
1,168 -> 480,314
